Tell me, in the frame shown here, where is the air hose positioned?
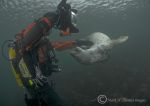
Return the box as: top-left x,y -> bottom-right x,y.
1,40 -> 14,61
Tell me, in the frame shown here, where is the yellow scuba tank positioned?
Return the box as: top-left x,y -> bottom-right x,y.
8,47 -> 24,87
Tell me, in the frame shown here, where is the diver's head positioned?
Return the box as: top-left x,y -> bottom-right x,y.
55,0 -> 79,36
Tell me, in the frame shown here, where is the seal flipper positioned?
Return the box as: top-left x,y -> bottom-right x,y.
111,36 -> 128,47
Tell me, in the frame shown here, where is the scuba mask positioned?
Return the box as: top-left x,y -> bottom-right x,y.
56,0 -> 79,36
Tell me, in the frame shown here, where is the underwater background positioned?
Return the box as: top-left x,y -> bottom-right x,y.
0,0 -> 150,106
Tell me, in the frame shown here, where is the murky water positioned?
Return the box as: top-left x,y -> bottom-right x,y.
0,0 -> 150,106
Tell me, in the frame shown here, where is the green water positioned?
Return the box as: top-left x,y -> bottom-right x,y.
0,0 -> 150,106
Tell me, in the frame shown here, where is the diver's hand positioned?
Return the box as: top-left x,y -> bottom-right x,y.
75,39 -> 93,47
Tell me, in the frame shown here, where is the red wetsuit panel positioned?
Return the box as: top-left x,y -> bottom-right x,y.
51,41 -> 76,51
41,17 -> 51,28
16,17 -> 52,52
22,22 -> 36,37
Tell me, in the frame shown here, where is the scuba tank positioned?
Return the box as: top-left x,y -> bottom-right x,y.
8,41 -> 34,88
8,42 -> 24,87
5,35 -> 61,88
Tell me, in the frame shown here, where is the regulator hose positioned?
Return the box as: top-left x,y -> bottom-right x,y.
1,40 -> 14,61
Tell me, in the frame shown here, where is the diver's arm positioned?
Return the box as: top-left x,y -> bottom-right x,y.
51,39 -> 93,51
51,41 -> 76,51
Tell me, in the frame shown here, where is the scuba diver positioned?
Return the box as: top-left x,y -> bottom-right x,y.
6,0 -> 81,106
6,0 -> 93,105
